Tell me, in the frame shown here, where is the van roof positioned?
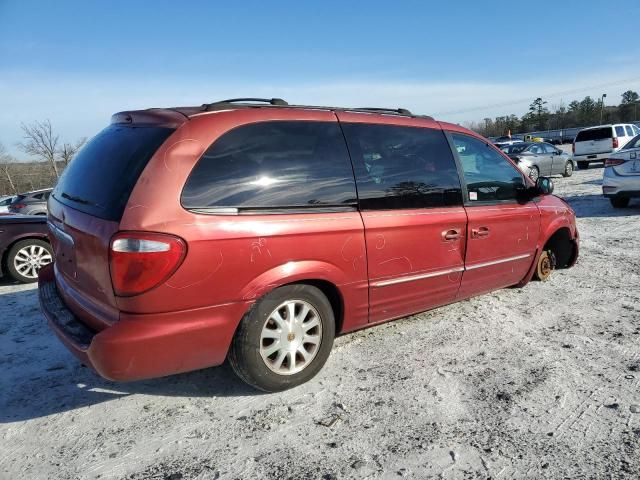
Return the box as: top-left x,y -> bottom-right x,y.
111,98 -> 434,126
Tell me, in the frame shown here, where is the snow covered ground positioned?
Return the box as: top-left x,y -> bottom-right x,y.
1,165 -> 639,479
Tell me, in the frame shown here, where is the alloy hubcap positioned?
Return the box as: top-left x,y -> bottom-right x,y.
529,168 -> 539,181
259,299 -> 322,375
14,245 -> 52,279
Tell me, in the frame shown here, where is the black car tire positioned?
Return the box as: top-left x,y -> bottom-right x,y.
6,239 -> 53,283
528,165 -> 540,182
610,197 -> 630,208
577,161 -> 589,170
562,161 -> 574,177
228,284 -> 335,392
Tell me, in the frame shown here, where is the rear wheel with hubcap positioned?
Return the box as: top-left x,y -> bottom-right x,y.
562,161 -> 574,177
528,165 -> 540,182
228,284 -> 335,392
7,239 -> 53,283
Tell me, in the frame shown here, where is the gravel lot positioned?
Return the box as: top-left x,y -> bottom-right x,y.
1,162 -> 639,479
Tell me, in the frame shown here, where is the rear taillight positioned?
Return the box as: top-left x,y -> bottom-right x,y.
109,232 -> 186,296
572,143 -> 575,154
10,203 -> 26,210
613,137 -> 619,149
604,158 -> 626,167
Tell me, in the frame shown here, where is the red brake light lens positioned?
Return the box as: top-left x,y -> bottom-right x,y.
613,137 -> 619,149
11,203 -> 26,209
604,158 -> 626,167
109,232 -> 186,296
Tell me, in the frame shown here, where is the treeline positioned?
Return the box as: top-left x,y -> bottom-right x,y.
0,120 -> 86,196
467,90 -> 640,138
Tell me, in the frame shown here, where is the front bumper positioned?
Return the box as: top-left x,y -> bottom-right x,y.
39,264 -> 251,381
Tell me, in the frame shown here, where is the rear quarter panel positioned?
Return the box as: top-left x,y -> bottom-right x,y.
118,108 -> 369,332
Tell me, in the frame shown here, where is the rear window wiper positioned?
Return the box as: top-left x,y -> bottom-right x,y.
61,192 -> 96,206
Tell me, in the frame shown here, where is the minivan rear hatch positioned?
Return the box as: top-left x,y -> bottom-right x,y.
49,115 -> 177,321
574,127 -> 613,156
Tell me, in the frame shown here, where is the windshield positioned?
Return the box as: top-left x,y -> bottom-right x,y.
621,134 -> 640,150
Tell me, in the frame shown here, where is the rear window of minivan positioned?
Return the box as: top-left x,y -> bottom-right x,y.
52,125 -> 174,221
575,127 -> 612,142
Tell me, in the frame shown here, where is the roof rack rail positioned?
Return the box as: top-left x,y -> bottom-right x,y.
355,107 -> 413,116
202,98 -> 288,111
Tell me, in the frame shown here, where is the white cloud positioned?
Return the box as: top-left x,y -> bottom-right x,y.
2,69 -> 640,157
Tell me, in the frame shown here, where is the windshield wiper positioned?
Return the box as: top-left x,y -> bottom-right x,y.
61,192 -> 95,206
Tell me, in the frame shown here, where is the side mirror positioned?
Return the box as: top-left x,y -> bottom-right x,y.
536,177 -> 554,195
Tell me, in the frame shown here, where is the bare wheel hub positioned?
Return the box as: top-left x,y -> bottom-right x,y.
260,299 -> 322,375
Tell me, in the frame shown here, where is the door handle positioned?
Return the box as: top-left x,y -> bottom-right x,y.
471,226 -> 490,238
442,229 -> 461,241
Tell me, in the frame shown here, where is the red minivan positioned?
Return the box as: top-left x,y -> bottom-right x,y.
39,98 -> 579,391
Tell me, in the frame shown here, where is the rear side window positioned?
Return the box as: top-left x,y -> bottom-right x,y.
575,127 -> 612,142
181,121 -> 356,211
615,126 -> 625,137
341,123 -> 462,210
53,125 -> 174,221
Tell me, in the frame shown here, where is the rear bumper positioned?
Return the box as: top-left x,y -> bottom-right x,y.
39,264 -> 251,381
602,168 -> 640,197
573,153 -> 609,163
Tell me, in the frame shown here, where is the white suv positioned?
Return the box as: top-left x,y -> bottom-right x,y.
572,123 -> 640,169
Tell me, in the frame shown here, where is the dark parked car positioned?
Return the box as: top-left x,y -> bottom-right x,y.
40,98 -> 578,392
8,188 -> 52,216
1,215 -> 52,283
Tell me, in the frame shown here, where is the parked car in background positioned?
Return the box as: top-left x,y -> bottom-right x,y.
572,124 -> 640,169
493,136 -> 523,148
501,142 -> 575,181
8,188 -> 52,215
0,195 -> 16,214
603,134 -> 640,208
1,215 -> 52,283
39,98 -> 578,392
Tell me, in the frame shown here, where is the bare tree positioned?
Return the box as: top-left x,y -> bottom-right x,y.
0,143 -> 18,195
18,120 -> 60,178
58,137 -> 87,166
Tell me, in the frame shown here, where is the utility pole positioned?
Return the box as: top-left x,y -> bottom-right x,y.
600,93 -> 607,124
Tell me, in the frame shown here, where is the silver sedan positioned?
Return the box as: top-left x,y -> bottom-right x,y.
501,142 -> 575,182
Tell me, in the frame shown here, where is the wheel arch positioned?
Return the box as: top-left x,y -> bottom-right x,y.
541,226 -> 576,269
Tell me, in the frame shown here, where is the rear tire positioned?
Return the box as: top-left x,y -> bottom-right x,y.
577,161 -> 589,170
228,284 -> 335,392
562,161 -> 574,177
610,197 -> 630,208
6,239 -> 53,283
528,166 -> 540,182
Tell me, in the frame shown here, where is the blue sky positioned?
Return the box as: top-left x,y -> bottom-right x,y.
1,0 -> 640,157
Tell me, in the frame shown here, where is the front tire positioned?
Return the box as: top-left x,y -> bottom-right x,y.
228,284 -> 335,392
562,161 -> 574,177
6,239 -> 53,283
610,197 -> 630,208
